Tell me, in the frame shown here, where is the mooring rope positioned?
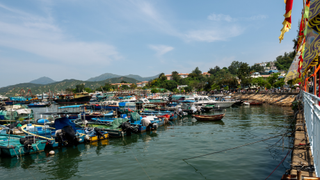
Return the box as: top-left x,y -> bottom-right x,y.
264,149 -> 291,180
183,133 -> 286,161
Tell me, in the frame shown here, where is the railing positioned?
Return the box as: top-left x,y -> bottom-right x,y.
303,91 -> 320,176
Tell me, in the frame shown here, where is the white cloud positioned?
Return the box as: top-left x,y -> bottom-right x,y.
128,0 -> 180,36
184,25 -> 245,42
149,45 -> 174,56
0,2 -> 121,65
246,15 -> 267,21
207,13 -> 267,22
207,13 -> 234,22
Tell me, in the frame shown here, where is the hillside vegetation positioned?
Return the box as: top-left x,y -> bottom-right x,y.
0,77 -> 138,96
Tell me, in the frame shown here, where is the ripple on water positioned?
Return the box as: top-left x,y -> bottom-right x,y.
0,105 -> 293,180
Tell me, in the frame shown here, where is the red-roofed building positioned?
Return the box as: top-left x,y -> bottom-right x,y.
136,81 -> 148,87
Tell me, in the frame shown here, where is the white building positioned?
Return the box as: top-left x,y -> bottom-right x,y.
137,81 -> 148,87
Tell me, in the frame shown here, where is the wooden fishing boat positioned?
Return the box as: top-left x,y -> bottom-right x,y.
249,101 -> 263,105
0,134 -> 47,157
192,114 -> 225,121
54,93 -> 91,105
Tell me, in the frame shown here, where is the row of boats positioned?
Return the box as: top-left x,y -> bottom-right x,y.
0,92 -> 262,158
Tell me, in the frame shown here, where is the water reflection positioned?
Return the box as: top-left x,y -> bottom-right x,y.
0,104 -> 294,180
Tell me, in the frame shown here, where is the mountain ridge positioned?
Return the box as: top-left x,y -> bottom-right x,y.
87,73 -> 159,82
0,76 -> 139,96
29,76 -> 55,84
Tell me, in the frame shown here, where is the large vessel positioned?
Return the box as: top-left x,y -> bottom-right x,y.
54,92 -> 91,105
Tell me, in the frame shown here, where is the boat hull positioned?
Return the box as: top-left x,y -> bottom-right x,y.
54,96 -> 91,105
193,114 -> 225,121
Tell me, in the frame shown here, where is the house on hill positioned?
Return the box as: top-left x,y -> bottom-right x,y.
136,81 -> 148,87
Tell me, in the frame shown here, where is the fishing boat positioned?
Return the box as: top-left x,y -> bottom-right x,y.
249,101 -> 263,105
54,92 -> 91,105
21,116 -> 87,148
75,118 -> 135,138
28,102 -> 51,107
130,112 -> 167,133
0,134 -> 47,157
192,114 -> 225,121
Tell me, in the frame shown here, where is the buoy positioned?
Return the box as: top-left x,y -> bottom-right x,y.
49,150 -> 55,155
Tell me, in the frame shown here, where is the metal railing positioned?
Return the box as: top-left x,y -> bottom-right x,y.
303,91 -> 320,176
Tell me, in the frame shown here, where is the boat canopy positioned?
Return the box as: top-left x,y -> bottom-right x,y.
54,117 -> 77,132
58,105 -> 83,109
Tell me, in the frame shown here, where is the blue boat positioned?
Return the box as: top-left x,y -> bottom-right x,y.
129,112 -> 166,133
21,117 -> 86,148
0,134 -> 47,157
28,102 -> 51,107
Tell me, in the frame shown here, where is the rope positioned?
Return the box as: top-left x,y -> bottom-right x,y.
265,149 -> 291,180
11,145 -> 19,159
183,134 -> 285,161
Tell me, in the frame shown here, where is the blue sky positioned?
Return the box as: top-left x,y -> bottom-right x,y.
0,0 -> 303,87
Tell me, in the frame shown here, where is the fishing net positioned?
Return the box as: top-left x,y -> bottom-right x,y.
109,118 -> 128,129
130,112 -> 140,122
0,110 -> 18,120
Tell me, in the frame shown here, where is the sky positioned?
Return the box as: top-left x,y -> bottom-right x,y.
0,0 -> 303,87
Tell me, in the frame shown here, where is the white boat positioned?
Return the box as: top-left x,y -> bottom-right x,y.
209,94 -> 236,108
243,101 -> 250,106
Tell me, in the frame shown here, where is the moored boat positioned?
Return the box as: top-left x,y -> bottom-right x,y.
249,101 -> 263,105
28,102 -> 51,107
0,134 -> 47,157
54,92 -> 91,105
192,114 -> 225,121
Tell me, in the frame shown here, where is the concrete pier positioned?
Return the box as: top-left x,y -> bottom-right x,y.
290,112 -> 316,177
231,93 -> 297,107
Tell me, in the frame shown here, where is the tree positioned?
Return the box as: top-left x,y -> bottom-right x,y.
121,85 -> 129,90
130,83 -> 137,89
275,51 -> 295,70
172,71 -> 180,82
151,88 -> 159,93
158,73 -> 167,81
84,87 -> 93,93
192,67 -> 202,76
184,86 -> 192,92
250,64 -> 264,73
99,83 -> 112,91
274,78 -> 285,88
237,63 -> 251,87
228,61 -> 241,75
208,66 -> 221,76
267,73 -> 280,86
211,83 -> 220,91
251,77 -> 268,87
75,84 -> 85,93
120,80 -> 127,83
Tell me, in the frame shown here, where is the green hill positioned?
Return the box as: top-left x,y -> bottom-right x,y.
87,73 -> 159,82
0,77 -> 139,96
29,76 -> 55,84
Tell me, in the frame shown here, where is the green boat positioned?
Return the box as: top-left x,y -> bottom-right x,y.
0,134 -> 47,157
75,118 -> 130,138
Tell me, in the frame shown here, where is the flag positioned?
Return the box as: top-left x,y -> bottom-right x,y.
301,0 -> 320,78
279,0 -> 294,43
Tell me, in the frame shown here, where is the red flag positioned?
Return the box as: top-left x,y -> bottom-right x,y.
279,0 -> 294,43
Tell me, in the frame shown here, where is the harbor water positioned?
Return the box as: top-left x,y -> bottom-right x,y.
0,104 -> 293,180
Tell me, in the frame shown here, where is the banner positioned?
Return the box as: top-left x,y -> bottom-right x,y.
301,0 -> 320,77
279,0 -> 294,43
